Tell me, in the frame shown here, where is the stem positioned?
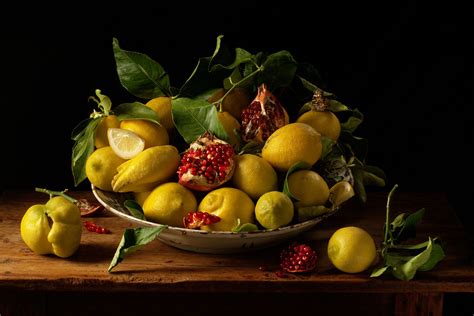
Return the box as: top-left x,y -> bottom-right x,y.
213,66 -> 263,107
384,184 -> 398,247
35,188 -> 77,203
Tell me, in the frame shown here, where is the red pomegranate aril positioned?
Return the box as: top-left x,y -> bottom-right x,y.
280,242 -> 317,273
183,211 -> 221,229
83,221 -> 110,234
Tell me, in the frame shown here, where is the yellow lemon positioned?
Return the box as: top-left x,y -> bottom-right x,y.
231,154 -> 278,200
297,110 -> 341,141
143,182 -> 197,227
262,123 -> 322,171
85,146 -> 126,191
287,170 -> 330,207
327,226 -> 377,273
94,115 -> 120,148
120,119 -> 169,149
208,87 -> 252,120
107,128 -> 145,160
255,191 -> 294,229
216,111 -> 241,148
134,190 -> 153,207
198,187 -> 254,231
145,96 -> 174,132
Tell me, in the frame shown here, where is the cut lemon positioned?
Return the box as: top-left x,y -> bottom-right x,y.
107,128 -> 145,159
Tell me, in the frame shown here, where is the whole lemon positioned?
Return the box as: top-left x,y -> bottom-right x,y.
216,111 -> 241,148
287,170 -> 330,207
143,182 -> 197,227
134,190 -> 152,207
297,110 -> 341,141
208,87 -> 252,120
94,115 -> 120,148
120,119 -> 169,149
327,226 -> 377,273
231,154 -> 278,200
86,146 -> 126,191
255,191 -> 294,229
145,96 -> 174,132
262,123 -> 322,171
198,187 -> 254,231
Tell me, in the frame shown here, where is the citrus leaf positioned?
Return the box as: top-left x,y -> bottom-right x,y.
327,99 -> 349,112
209,35 -> 254,71
283,162 -> 311,200
418,242 -> 445,271
320,136 -> 336,161
392,208 -> 426,243
298,76 -> 334,97
370,265 -> 389,278
171,97 -> 228,144
341,108 -> 364,133
124,200 -> 146,220
108,226 -> 167,272
94,89 -> 112,115
258,51 -> 297,90
298,101 -> 312,115
362,170 -> 386,187
114,102 -> 160,125
238,140 -> 264,155
71,117 -> 101,186
392,237 -> 434,281
113,38 -> 171,99
297,205 -> 331,222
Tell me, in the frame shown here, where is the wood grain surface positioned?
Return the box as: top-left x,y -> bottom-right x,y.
0,190 -> 473,294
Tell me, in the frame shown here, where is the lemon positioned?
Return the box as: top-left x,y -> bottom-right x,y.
296,110 -> 341,141
112,145 -> 180,193
85,146 -> 126,191
94,115 -> 120,148
134,190 -> 152,207
120,119 -> 169,149
327,226 -> 377,273
216,111 -> 240,148
107,128 -> 145,159
231,154 -> 278,200
143,182 -> 197,227
261,123 -> 322,172
145,96 -> 174,132
255,191 -> 294,229
198,187 -> 255,231
287,170 -> 330,207
329,181 -> 355,207
208,87 -> 251,119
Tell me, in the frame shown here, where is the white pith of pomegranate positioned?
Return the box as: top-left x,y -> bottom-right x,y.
241,83 -> 288,143
177,133 -> 235,191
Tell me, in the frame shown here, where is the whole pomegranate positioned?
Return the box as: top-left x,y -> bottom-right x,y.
178,133 -> 235,191
241,84 -> 289,143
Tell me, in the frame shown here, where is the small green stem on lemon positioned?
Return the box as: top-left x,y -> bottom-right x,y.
35,188 -> 77,203
384,184 -> 398,247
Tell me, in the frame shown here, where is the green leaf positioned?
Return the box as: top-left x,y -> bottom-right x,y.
93,89 -> 112,115
418,242 -> 445,271
340,132 -> 368,162
351,167 -> 367,203
257,51 -> 297,90
298,76 -> 334,97
298,101 -> 312,116
194,88 -> 222,101
392,208 -> 426,243
171,97 -> 228,143
282,162 -> 311,200
209,35 -> 253,71
71,117 -> 101,186
238,141 -> 264,155
327,100 -> 349,112
363,165 -> 387,183
362,170 -> 386,187
124,200 -> 146,220
71,118 -> 94,141
112,38 -> 170,99
370,265 -> 389,278
297,205 -> 331,222
108,226 -> 167,272
113,102 -> 160,125
392,238 -> 434,281
232,222 -> 259,232
320,136 -> 336,161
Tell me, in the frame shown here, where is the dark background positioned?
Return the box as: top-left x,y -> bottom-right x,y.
1,3 -> 472,220
0,2 -> 473,314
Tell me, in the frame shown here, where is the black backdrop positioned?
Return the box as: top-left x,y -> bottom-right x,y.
1,3 -> 473,229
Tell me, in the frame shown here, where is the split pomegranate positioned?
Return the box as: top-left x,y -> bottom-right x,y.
280,242 -> 317,273
241,83 -> 289,143
178,132 -> 235,191
183,211 -> 221,229
76,198 -> 104,217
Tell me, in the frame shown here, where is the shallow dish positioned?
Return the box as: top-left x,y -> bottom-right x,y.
92,185 -> 338,254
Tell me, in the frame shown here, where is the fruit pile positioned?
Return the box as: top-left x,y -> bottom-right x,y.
72,36 -> 386,232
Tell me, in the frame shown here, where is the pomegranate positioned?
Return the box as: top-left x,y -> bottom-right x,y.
241,84 -> 289,143
178,132 -> 235,191
76,199 -> 104,217
183,211 -> 221,229
280,241 -> 317,273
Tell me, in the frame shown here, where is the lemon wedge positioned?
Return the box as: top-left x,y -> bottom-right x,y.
107,127 -> 145,159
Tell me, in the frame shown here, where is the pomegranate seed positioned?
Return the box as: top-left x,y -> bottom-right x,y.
275,270 -> 288,278
83,221 -> 110,234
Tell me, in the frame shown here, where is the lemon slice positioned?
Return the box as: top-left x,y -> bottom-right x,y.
107,128 -> 145,159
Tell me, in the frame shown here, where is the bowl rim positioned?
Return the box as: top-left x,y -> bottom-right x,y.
91,184 -> 338,236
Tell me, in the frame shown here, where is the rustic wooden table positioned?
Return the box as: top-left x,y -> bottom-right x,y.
0,190 -> 472,315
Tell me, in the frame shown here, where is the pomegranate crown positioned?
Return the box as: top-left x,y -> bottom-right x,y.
311,88 -> 329,111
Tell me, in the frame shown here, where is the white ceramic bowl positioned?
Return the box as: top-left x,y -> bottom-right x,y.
92,185 -> 338,254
